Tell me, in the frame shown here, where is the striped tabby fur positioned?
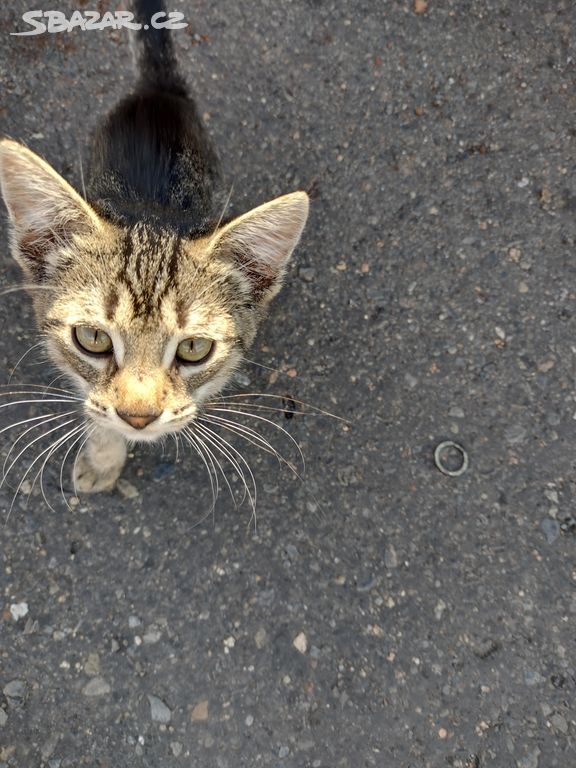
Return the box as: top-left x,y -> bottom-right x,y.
0,0 -> 308,493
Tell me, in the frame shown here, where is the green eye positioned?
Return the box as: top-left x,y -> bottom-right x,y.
73,325 -> 113,356
176,337 -> 214,364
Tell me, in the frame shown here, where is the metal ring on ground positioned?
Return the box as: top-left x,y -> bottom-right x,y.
434,440 -> 469,477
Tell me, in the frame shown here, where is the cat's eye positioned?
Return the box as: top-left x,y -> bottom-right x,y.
73,325 -> 113,356
176,337 -> 214,364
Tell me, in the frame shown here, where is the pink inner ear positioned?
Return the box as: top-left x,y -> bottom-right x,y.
0,144 -> 102,279
212,193 -> 309,295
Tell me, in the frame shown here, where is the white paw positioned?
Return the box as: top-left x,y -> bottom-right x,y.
73,451 -> 121,494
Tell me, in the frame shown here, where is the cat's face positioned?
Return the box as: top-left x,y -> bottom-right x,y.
44,223 -> 255,442
0,140 -> 309,442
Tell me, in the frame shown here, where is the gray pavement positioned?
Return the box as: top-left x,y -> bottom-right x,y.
0,1 -> 575,766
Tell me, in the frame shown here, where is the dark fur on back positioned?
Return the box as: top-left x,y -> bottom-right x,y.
87,0 -> 221,236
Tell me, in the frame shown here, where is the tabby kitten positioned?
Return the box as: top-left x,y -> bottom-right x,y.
0,0 -> 308,493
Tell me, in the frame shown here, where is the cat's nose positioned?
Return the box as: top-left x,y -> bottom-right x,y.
116,410 -> 160,430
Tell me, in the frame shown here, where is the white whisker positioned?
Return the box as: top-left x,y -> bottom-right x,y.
29,422 -> 87,514
211,392 -> 347,422
0,410 -> 76,440
4,421 -> 83,523
193,422 -> 257,527
2,410 -> 79,480
188,426 -> 236,508
7,342 -> 46,384
211,400 -> 323,418
204,407 -> 305,472
200,412 -> 287,469
1,417 -> 79,492
181,428 -> 218,520
0,392 -> 83,408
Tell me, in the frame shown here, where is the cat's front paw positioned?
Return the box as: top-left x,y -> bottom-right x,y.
73,451 -> 122,493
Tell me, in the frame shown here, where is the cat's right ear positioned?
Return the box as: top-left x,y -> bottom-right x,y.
0,139 -> 101,280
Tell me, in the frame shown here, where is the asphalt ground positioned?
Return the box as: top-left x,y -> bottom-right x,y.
0,1 -> 575,766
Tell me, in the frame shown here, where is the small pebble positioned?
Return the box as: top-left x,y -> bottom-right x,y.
9,603 -> 28,621
82,677 -> 111,697
191,700 -> 209,722
384,544 -> 398,569
298,266 -> 316,283
148,695 -> 172,724
3,680 -> 26,701
84,653 -> 100,677
0,709 -> 7,727
550,713 -> 568,734
293,632 -> 308,654
517,751 -> 540,768
245,714 -> 254,727
170,742 -> 183,757
254,627 -> 268,649
278,746 -> 290,758
540,517 -> 560,544
504,424 -> 527,444
434,599 -> 447,621
404,373 -> 418,389
537,359 -> 555,373
117,479 -> 139,499
544,489 -> 559,505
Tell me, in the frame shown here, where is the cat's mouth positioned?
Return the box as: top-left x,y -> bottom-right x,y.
85,403 -> 196,442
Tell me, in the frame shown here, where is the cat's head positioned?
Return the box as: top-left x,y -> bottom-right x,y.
0,139 -> 309,442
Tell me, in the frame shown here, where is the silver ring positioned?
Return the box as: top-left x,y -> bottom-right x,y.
434,441 -> 469,477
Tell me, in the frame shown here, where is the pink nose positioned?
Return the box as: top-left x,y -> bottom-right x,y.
116,410 -> 160,430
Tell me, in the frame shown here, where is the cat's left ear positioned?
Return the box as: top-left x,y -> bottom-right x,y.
0,139 -> 101,280
208,191 -> 309,303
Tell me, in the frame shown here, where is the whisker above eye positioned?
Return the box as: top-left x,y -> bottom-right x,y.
0,284 -> 57,298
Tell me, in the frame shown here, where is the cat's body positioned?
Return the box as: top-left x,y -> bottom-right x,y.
0,0 -> 308,493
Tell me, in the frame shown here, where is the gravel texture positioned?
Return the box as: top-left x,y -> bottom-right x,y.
1,1 -> 575,766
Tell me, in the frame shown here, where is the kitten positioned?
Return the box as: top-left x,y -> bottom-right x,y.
0,0 -> 309,494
